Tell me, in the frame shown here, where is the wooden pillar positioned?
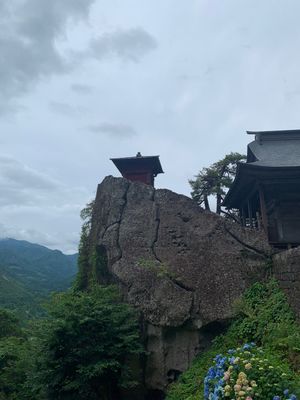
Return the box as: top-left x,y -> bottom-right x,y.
256,211 -> 261,230
247,199 -> 253,228
258,185 -> 268,232
241,207 -> 246,226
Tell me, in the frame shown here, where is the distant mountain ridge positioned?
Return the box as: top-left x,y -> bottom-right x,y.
0,238 -> 78,318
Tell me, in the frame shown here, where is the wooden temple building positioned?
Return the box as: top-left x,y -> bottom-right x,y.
111,152 -> 164,187
223,130 -> 300,247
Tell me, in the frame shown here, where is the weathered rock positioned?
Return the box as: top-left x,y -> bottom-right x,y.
88,176 -> 272,394
273,248 -> 300,320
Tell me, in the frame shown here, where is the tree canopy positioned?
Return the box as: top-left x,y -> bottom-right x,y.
32,286 -> 142,400
189,152 -> 246,214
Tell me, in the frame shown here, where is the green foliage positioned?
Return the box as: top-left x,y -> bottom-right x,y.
91,246 -> 110,284
0,336 -> 33,400
0,272 -> 45,321
137,259 -> 176,279
80,200 -> 94,222
229,279 -> 294,343
204,344 -> 299,399
189,152 -> 246,214
0,310 -> 36,400
0,239 -> 77,293
0,309 -> 22,339
166,279 -> 300,400
167,346 -> 219,400
74,222 -> 90,290
75,201 -> 94,290
0,239 -> 77,319
32,286 -> 142,400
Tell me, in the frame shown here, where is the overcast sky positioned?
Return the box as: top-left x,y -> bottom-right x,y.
1,0 -> 300,253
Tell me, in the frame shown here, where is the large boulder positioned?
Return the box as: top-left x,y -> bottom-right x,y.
87,176 -> 271,395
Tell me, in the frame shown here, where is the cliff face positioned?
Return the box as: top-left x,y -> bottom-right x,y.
273,248 -> 300,320
87,176 -> 271,395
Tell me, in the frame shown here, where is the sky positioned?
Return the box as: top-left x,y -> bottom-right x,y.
1,0 -> 300,254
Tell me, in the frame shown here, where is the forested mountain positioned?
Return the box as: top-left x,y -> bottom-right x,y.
0,238 -> 78,318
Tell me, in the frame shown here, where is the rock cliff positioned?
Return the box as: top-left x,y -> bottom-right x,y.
273,248 -> 300,320
87,176 -> 272,396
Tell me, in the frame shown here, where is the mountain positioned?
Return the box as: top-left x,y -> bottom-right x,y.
0,238 -> 78,318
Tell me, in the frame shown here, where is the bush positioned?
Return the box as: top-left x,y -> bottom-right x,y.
166,280 -> 300,400
32,286 -> 143,400
229,280 -> 294,344
204,343 -> 298,399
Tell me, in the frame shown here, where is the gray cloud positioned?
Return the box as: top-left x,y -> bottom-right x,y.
49,101 -> 85,117
0,1 -> 157,114
0,156 -> 59,190
0,155 -> 88,206
0,155 -> 89,252
0,223 -> 79,254
0,0 -> 94,113
17,0 -> 93,40
89,27 -> 157,62
0,155 -> 61,206
71,83 -> 93,94
88,122 -> 137,138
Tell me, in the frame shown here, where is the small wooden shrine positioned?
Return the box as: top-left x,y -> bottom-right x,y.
111,152 -> 164,187
223,130 -> 300,247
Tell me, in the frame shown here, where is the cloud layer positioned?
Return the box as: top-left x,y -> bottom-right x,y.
0,155 -> 89,252
0,0 -> 157,114
89,28 -> 157,62
0,0 -> 94,113
2,0 -> 300,253
88,122 -> 137,138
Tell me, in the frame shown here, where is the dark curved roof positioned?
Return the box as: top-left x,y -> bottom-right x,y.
111,155 -> 164,175
223,129 -> 300,208
246,129 -> 300,167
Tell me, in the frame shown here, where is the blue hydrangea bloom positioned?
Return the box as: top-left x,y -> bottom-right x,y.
243,343 -> 251,350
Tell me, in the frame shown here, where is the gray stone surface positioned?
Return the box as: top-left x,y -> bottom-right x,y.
273,248 -> 300,319
88,176 -> 272,393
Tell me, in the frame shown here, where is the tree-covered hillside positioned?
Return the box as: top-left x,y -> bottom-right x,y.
0,239 -> 78,318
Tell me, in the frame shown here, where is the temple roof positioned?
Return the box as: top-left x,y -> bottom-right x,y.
111,154 -> 164,175
223,130 -> 300,208
246,129 -> 300,167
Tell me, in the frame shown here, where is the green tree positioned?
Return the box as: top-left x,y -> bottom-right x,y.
189,152 -> 246,214
74,200 -> 94,290
33,286 -> 142,400
0,309 -> 36,400
0,309 -> 22,339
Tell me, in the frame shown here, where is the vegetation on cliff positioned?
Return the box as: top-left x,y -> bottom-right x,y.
0,286 -> 142,400
166,279 -> 300,399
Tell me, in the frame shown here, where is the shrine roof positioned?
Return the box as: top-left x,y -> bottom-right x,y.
223,130 -> 300,208
246,129 -> 300,167
111,154 -> 164,175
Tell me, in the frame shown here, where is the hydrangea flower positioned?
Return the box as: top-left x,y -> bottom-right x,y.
204,344 -> 296,400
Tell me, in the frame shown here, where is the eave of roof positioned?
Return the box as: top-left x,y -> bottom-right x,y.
223,163 -> 300,208
247,129 -> 300,135
111,155 -> 164,175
